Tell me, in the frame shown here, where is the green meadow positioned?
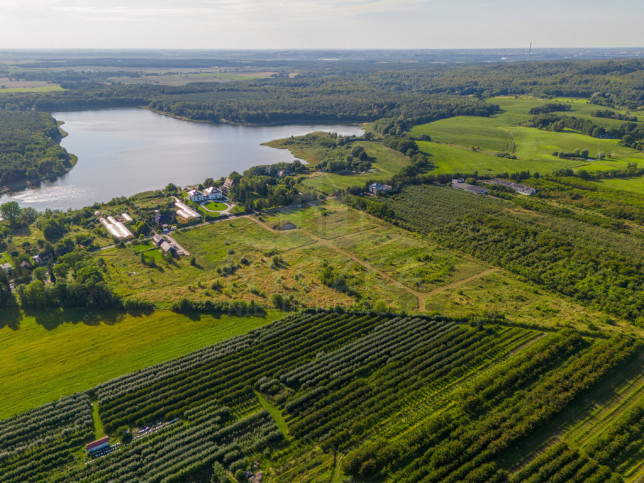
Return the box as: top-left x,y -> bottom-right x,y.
592,175 -> 644,194
410,96 -> 644,176
0,308 -> 281,419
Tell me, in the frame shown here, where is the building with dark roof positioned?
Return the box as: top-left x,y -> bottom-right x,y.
451,179 -> 488,195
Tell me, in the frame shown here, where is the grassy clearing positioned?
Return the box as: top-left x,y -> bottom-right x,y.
329,225 -> 487,292
592,175 -> 644,194
0,308 -> 281,419
255,392 -> 289,437
300,141 -> 412,194
423,269 -> 629,334
132,240 -> 155,252
264,199 -> 380,239
92,402 -> 105,439
99,215 -> 417,311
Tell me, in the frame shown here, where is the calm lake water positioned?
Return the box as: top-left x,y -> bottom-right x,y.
1,108 -> 363,211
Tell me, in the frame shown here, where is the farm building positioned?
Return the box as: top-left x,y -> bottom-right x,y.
174,199 -> 201,220
203,186 -> 223,200
121,213 -> 133,223
482,179 -> 536,195
99,217 -> 134,240
451,179 -> 488,195
369,182 -> 393,194
86,436 -> 109,453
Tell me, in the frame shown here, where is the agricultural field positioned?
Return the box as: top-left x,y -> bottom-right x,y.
1,311 -> 640,482
410,96 -> 644,176
0,78 -> 64,94
0,308 -> 281,419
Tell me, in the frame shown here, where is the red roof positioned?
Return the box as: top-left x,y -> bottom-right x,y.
86,436 -> 109,450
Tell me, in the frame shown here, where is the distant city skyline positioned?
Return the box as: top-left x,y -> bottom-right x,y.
1,0 -> 642,50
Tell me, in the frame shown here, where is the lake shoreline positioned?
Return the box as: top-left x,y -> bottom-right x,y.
0,108 -> 363,211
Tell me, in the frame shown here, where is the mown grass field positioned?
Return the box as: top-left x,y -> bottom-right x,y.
0,308 -> 281,419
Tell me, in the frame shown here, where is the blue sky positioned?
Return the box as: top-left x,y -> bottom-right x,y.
1,0 -> 642,49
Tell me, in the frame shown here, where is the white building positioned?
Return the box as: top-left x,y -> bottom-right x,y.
203,186 -> 223,200
187,190 -> 206,202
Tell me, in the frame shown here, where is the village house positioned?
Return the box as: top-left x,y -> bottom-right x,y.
154,210 -> 172,226
369,182 -> 393,195
159,241 -> 176,255
0,263 -> 12,273
203,186 -> 223,200
152,234 -> 164,246
187,190 -> 206,202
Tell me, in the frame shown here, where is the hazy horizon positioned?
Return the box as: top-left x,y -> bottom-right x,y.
2,0 -> 643,50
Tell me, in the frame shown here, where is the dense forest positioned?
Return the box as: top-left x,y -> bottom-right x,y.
0,110 -> 73,187
0,59 -> 642,124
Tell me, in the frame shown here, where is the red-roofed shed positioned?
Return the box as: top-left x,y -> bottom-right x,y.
86,436 -> 109,452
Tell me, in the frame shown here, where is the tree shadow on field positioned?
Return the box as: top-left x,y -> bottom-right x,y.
26,308 -> 126,330
0,307 -> 23,330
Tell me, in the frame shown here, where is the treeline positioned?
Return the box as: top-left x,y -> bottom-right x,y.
591,109 -> 638,122
529,102 -> 571,115
527,112 -> 644,151
0,110 -> 73,186
16,250 -> 122,310
171,298 -> 265,316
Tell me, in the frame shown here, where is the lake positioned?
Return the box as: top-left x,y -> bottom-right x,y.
0,108 -> 363,211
